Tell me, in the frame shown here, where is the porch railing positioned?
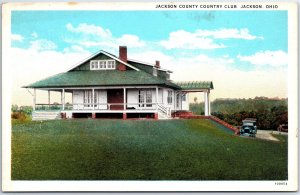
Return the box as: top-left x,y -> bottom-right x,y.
157,104 -> 171,117
35,104 -> 63,111
35,103 -> 161,111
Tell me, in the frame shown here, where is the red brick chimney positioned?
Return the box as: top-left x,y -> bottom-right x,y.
118,46 -> 127,71
155,60 -> 160,69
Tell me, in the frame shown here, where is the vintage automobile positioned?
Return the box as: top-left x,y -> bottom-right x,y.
277,124 -> 288,132
240,118 -> 257,137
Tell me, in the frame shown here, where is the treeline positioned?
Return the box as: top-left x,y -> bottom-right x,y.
190,97 -> 288,130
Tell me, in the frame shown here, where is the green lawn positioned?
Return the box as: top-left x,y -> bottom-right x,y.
11,119 -> 287,180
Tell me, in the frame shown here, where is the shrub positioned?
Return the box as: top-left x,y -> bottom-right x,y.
11,105 -> 33,123
11,112 -> 27,121
11,104 -> 18,112
191,98 -> 288,130
189,103 -> 204,115
19,106 -> 33,116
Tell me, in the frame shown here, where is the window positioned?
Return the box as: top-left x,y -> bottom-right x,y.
91,61 -> 98,69
166,73 -> 170,80
99,61 -> 106,69
153,68 -> 157,76
138,90 -> 145,107
145,91 -> 152,107
107,60 -> 115,69
176,93 -> 180,108
84,90 -> 93,107
90,60 -> 116,70
167,90 -> 173,104
84,90 -> 100,108
139,90 -> 152,107
182,94 -> 186,101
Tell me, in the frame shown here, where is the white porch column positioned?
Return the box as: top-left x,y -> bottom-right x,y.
33,89 -> 36,111
204,90 -> 210,116
156,87 -> 158,110
208,90 -> 211,115
123,88 -> 126,110
173,90 -> 175,111
180,92 -> 183,110
174,91 -> 176,112
71,90 -> 74,108
48,90 -> 50,106
92,88 -> 95,110
61,89 -> 65,110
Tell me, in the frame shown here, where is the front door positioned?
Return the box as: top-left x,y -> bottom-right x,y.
107,89 -> 124,110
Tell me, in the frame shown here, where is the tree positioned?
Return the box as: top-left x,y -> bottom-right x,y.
193,97 -> 198,103
192,98 -> 288,129
11,104 -> 18,112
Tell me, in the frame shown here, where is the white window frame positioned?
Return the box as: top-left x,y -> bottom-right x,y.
153,68 -> 157,76
176,93 -> 180,108
166,73 -> 170,80
84,90 -> 93,108
107,60 -> 115,69
90,60 -> 116,70
99,60 -> 106,69
182,94 -> 186,101
139,90 -> 153,108
145,90 -> 152,107
90,61 -> 98,70
84,90 -> 102,108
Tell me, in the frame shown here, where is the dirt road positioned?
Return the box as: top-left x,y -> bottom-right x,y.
256,130 -> 287,141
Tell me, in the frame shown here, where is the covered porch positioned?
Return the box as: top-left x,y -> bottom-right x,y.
30,86 -> 172,119
175,81 -> 214,116
28,81 -> 214,120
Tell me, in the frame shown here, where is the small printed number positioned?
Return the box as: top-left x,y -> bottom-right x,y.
275,182 -> 287,185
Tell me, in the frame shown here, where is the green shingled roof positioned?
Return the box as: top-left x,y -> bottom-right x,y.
24,70 -> 180,89
175,81 -> 214,90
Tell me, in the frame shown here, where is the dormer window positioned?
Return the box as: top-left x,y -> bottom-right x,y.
99,61 -> 106,69
153,68 -> 157,76
90,60 -> 116,70
166,72 -> 170,80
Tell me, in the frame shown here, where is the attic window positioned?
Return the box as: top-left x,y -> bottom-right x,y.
166,72 -> 170,80
90,60 -> 116,70
153,68 -> 157,76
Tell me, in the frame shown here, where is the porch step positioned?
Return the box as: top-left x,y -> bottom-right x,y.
158,112 -> 172,120
32,111 -> 62,121
157,104 -> 172,119
173,110 -> 194,118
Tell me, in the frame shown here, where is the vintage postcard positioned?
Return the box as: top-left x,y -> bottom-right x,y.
2,2 -> 298,191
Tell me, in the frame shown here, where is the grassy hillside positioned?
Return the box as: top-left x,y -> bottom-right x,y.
12,119 -> 287,180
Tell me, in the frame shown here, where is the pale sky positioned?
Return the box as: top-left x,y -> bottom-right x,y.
10,10 -> 288,106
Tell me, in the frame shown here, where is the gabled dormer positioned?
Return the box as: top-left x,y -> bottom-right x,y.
68,46 -> 139,72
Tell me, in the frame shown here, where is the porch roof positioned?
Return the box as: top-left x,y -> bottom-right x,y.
175,81 -> 214,90
24,70 -> 181,89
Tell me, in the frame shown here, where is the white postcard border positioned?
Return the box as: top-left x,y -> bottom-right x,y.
2,2 -> 298,192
